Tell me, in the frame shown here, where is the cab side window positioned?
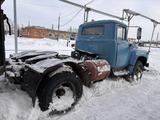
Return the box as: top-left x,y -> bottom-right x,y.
117,26 -> 126,40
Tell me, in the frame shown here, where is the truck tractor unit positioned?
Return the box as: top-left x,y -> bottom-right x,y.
0,0 -> 159,115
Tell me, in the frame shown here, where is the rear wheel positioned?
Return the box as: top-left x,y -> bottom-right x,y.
38,71 -> 83,115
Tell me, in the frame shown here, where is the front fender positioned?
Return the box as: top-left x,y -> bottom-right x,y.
128,48 -> 149,74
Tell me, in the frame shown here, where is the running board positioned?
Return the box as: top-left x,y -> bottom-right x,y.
113,69 -> 129,76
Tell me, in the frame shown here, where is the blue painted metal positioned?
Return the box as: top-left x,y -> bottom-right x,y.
115,23 -> 130,68
76,20 -> 149,74
128,46 -> 149,73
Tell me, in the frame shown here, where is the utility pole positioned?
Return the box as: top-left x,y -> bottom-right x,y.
13,0 -> 18,53
52,24 -> 54,30
28,21 -> 30,26
156,32 -> 159,47
57,15 -> 60,41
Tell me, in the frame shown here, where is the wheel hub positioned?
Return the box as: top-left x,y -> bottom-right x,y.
134,68 -> 142,81
56,88 -> 66,98
49,85 -> 75,113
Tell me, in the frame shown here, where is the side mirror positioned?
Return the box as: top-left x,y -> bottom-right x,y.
137,27 -> 142,41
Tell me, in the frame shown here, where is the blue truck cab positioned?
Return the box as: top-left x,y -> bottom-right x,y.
73,20 -> 149,75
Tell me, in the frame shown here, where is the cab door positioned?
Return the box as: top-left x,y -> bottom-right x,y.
116,25 -> 130,68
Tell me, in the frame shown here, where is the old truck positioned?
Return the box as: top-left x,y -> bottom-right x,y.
0,0 -> 159,115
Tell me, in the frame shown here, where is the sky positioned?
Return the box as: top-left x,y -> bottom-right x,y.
1,0 -> 160,41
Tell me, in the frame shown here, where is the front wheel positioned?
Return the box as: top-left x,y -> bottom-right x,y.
131,61 -> 144,82
38,71 -> 83,115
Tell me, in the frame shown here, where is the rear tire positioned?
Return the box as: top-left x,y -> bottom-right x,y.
38,71 -> 83,115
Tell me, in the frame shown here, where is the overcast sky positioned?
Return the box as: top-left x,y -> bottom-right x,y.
2,0 -> 160,40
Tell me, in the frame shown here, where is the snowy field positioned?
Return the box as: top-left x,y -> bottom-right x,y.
5,35 -> 74,58
0,36 -> 160,120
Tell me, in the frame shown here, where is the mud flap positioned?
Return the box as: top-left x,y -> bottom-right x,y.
21,68 -> 43,106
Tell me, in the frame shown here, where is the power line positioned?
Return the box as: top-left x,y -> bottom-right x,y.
60,0 -> 96,27
85,0 -> 95,6
60,8 -> 83,27
61,9 -> 81,19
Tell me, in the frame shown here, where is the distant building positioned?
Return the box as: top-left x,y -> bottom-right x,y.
21,26 -> 77,40
47,29 -> 76,40
21,26 -> 48,38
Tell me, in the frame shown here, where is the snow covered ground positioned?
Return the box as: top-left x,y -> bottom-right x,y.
5,35 -> 74,57
1,36 -> 160,120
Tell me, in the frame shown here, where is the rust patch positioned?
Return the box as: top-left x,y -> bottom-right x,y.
84,60 -> 110,82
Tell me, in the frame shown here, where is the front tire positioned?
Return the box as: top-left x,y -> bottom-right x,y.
131,61 -> 144,82
38,71 -> 83,115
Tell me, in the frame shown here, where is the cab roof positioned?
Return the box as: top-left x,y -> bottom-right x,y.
80,20 -> 127,27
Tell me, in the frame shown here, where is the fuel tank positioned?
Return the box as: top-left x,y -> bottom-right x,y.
84,60 -> 110,82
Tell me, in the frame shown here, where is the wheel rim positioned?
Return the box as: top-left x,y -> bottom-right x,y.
49,82 -> 76,115
133,67 -> 143,82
